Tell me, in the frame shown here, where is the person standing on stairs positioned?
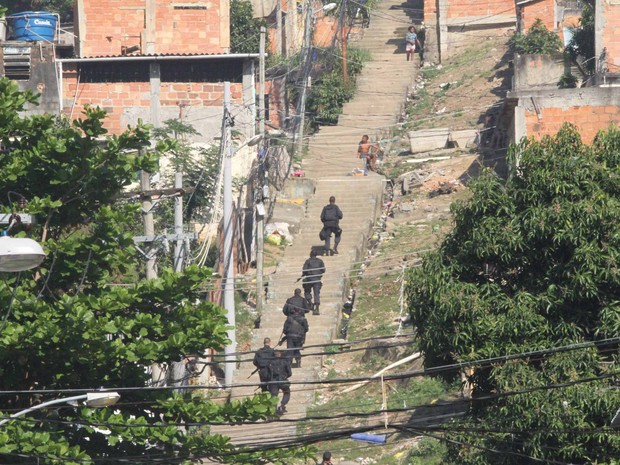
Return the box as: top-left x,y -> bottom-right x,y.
280,307 -> 309,368
253,337 -> 275,393
405,25 -> 421,62
302,249 -> 325,315
282,288 -> 310,316
268,350 -> 292,416
358,135 -> 380,175
320,196 -> 343,255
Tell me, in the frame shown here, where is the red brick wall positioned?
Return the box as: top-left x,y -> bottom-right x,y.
62,67 -> 244,135
525,105 -> 620,144
520,0 -> 555,32
264,79 -> 287,128
602,3 -> 620,71
424,0 -> 437,21
78,0 -> 229,58
446,0 -> 513,19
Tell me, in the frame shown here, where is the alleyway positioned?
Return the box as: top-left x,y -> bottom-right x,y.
211,0 -> 422,447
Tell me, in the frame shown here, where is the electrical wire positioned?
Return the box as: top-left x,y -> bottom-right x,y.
0,337 -> 616,397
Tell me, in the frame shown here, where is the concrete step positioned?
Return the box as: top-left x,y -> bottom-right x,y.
220,0 -> 418,449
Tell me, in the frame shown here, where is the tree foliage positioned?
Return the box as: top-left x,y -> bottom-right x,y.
230,0 -> 268,54
511,18 -> 563,55
306,47 -> 369,128
152,119 -> 221,224
0,0 -> 73,22
406,124 -> 620,465
567,3 -> 595,73
0,78 -> 287,464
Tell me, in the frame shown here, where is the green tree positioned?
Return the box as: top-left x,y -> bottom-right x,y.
152,119 -> 221,224
511,18 -> 563,54
0,78 -> 286,464
230,0 -> 268,54
406,124 -> 620,465
0,0 -> 73,22
567,3 -> 595,73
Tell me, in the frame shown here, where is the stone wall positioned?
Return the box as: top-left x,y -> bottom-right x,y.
513,53 -> 568,91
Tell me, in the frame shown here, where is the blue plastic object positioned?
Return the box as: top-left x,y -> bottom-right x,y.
350,433 -> 387,444
8,11 -> 57,42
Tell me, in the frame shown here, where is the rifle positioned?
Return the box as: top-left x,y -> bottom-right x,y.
248,367 -> 259,379
276,329 -> 286,347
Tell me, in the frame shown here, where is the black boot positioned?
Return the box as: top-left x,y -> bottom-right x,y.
313,303 -> 320,315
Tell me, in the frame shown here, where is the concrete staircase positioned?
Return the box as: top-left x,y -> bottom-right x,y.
210,0 -> 420,447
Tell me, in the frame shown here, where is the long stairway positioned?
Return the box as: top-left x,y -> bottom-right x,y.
211,0 -> 421,448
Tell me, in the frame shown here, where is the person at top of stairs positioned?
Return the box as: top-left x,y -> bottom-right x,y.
282,288 -> 310,316
405,25 -> 422,62
320,196 -> 343,255
302,249 -> 325,315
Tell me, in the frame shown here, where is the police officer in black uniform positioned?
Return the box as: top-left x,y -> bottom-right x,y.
302,249 -> 325,315
280,308 -> 309,368
268,350 -> 292,416
320,196 -> 343,255
252,337 -> 275,392
282,288 -> 310,316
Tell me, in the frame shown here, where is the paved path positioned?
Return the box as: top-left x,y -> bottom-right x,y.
211,0 -> 421,448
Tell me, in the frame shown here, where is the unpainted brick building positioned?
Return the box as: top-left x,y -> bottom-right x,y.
506,0 -> 620,144
58,0 -> 256,141
423,0 -> 516,62
516,0 -> 582,45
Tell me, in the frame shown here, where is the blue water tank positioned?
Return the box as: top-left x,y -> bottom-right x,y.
8,11 -> 57,42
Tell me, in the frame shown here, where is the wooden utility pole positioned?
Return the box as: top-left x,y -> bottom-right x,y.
296,0 -> 313,159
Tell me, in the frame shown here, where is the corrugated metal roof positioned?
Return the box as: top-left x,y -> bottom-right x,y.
59,52 -> 259,63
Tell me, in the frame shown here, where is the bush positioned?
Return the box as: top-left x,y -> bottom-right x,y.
566,3 -> 595,73
305,47 -> 369,128
510,19 -> 563,55
558,72 -> 578,88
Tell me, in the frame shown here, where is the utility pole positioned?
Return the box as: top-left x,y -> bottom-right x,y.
140,170 -> 157,280
256,27 -> 266,316
223,82 -> 236,387
276,2 -> 282,55
290,0 -> 297,52
296,0 -> 313,160
341,0 -> 348,83
173,172 -> 184,272
140,168 -> 164,386
259,27 -> 266,137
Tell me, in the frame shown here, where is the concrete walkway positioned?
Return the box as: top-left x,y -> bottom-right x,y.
211,0 -> 420,448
